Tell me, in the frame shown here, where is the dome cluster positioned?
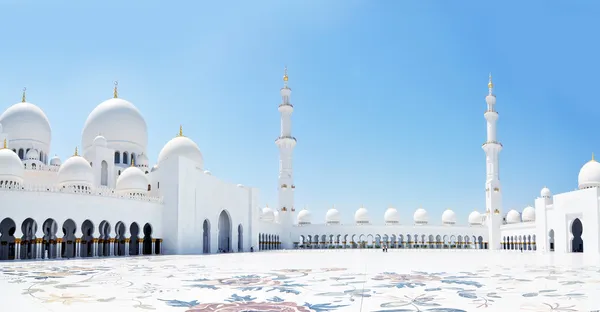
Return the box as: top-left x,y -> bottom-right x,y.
504,206 -> 536,224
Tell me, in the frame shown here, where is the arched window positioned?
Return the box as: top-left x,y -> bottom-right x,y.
114,151 -> 121,164
123,152 -> 129,165
18,148 -> 24,159
118,170 -> 121,175
32,163 -> 36,169
147,184 -> 151,191
157,182 -> 160,189
101,161 -> 108,186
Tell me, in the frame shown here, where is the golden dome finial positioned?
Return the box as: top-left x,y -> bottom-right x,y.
74,147 -> 79,156
21,87 -> 26,103
178,125 -> 184,137
131,156 -> 135,167
488,73 -> 493,90
592,153 -> 595,162
3,138 -> 6,149
113,81 -> 118,98
283,66 -> 288,87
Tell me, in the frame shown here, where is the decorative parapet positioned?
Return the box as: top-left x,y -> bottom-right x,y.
0,184 -> 163,203
25,165 -> 60,172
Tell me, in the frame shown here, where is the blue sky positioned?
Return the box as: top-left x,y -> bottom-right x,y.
0,1 -> 599,225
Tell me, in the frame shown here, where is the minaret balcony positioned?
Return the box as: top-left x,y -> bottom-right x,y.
482,140 -> 502,147
278,103 -> 294,113
275,136 -> 297,148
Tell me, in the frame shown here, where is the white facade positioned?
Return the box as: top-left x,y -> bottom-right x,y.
1,72 -> 596,262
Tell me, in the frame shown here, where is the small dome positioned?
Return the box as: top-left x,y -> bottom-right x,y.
204,170 -> 212,175
273,210 -> 280,223
468,211 -> 482,225
116,166 -> 149,195
136,153 -> 149,167
354,207 -> 370,224
93,135 -> 107,147
0,148 -> 24,184
157,135 -> 203,169
326,208 -> 341,224
522,206 -> 535,222
413,208 -> 428,224
57,153 -> 94,188
540,187 -> 551,198
297,209 -> 312,225
236,184 -> 244,188
442,209 -> 456,225
384,207 -> 400,224
49,154 -> 61,166
579,159 -> 600,189
506,209 -> 521,224
261,206 -> 275,222
25,149 -> 39,160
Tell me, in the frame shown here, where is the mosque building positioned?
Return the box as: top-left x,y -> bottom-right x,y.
0,70 -> 594,261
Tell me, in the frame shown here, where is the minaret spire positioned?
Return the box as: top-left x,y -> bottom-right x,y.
488,73 -> 493,95
275,66 -> 297,249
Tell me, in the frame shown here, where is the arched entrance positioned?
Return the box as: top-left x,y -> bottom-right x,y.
0,218 -> 16,260
21,218 -> 38,259
571,218 -> 583,253
129,223 -> 140,255
548,229 -> 555,251
115,222 -> 126,256
142,223 -> 153,255
42,218 -> 58,259
218,210 -> 232,252
237,224 -> 243,252
202,219 -> 211,254
61,219 -> 77,258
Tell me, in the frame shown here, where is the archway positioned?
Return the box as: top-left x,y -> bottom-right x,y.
42,218 -> 58,259
115,222 -> 126,256
21,218 -> 38,259
548,229 -> 555,251
142,223 -> 153,255
129,222 -> 140,255
571,219 -> 583,253
80,220 -> 94,257
237,224 -> 243,252
0,218 -> 16,260
99,220 -> 111,256
61,219 -> 77,258
202,219 -> 211,254
218,210 -> 232,252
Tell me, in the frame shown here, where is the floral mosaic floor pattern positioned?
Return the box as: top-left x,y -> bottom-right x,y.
1,250 -> 599,311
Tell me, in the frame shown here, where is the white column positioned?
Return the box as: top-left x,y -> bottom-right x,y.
159,239 -> 163,255
138,239 -> 143,255
151,239 -> 156,255
15,240 -> 20,260
125,238 -> 130,256
109,239 -> 114,256
75,239 -> 80,258
36,240 -> 42,259
57,240 -> 62,258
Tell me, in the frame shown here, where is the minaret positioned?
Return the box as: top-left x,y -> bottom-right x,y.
275,66 -> 297,249
483,73 -> 503,250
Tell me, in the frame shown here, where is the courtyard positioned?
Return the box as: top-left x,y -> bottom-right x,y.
0,249 -> 598,311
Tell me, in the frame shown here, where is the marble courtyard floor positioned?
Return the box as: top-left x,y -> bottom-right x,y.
1,250 -> 599,312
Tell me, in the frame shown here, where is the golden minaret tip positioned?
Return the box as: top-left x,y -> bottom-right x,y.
488,73 -> 494,90
283,66 -> 288,87
113,81 -> 118,98
21,87 -> 26,103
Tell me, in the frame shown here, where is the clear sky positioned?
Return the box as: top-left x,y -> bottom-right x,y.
0,1 -> 599,225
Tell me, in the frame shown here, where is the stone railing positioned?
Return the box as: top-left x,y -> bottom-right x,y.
24,165 -> 60,172
0,184 -> 163,203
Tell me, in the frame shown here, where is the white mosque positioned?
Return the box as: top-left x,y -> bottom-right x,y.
0,70 -> 594,261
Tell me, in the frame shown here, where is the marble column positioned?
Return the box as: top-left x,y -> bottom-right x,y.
159,239 -> 163,255
14,239 -> 20,260
92,239 -> 98,257
151,239 -> 156,255
125,238 -> 130,256
75,238 -> 81,258
109,238 -> 115,257
36,239 -> 42,259
138,238 -> 143,255
57,239 -> 62,258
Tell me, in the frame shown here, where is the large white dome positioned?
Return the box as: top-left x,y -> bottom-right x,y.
157,133 -> 204,169
297,209 -> 311,225
261,206 -> 275,222
116,166 -> 149,195
522,206 -> 535,222
442,209 -> 457,225
0,145 -> 24,184
578,158 -> 600,189
384,207 -> 400,224
413,208 -> 428,224
468,211 -> 482,225
326,208 -> 341,224
57,151 -> 94,188
0,101 -> 51,148
354,207 -> 370,224
82,97 -> 147,152
506,209 -> 521,224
